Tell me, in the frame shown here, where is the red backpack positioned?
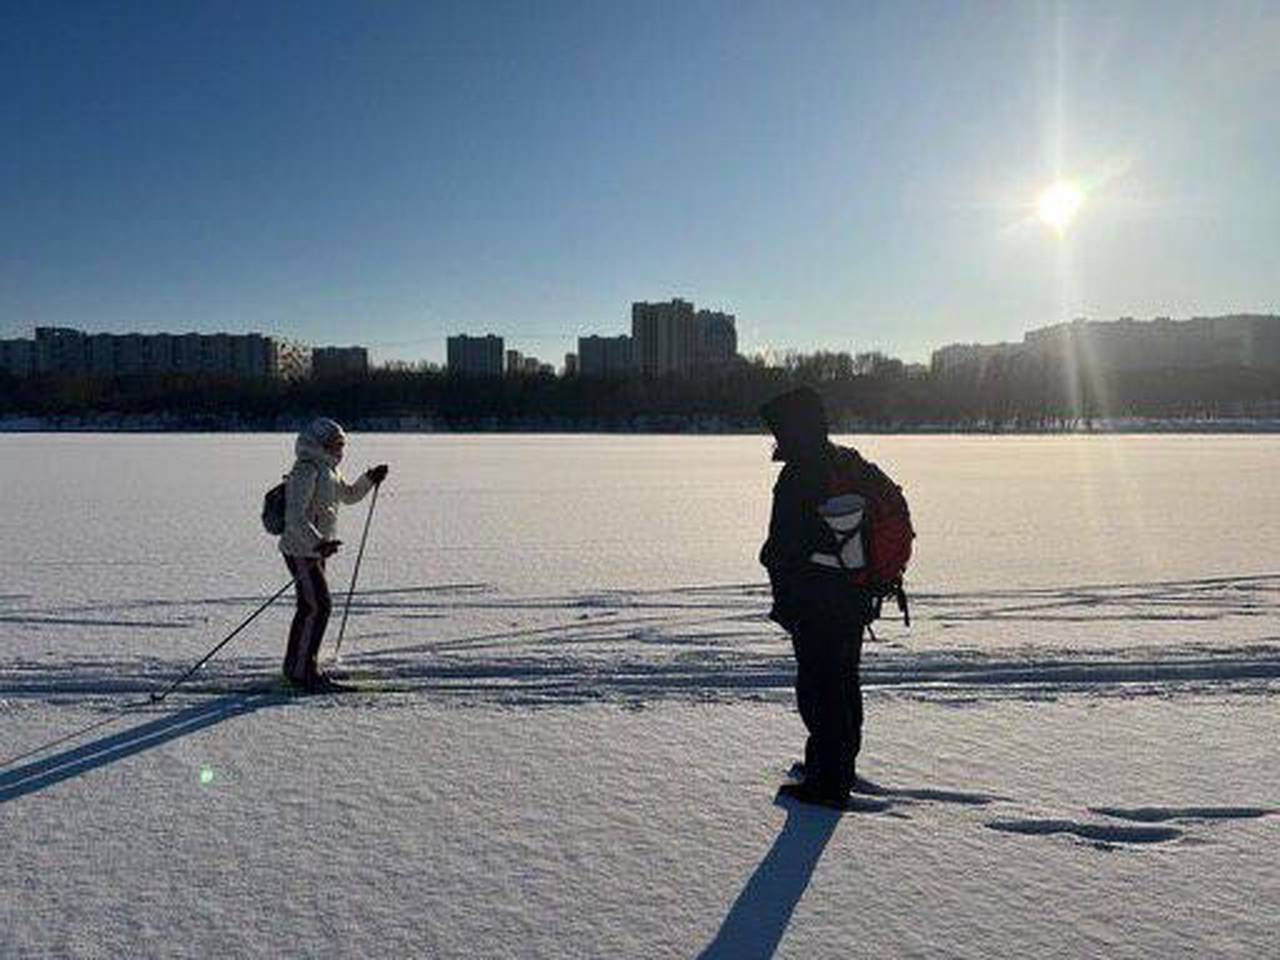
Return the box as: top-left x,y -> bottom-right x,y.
810,446 -> 914,625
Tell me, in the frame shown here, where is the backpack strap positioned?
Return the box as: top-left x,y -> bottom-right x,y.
894,581 -> 911,628
864,580 -> 911,628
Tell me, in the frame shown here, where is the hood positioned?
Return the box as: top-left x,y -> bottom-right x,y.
295,417 -> 345,467
760,387 -> 829,461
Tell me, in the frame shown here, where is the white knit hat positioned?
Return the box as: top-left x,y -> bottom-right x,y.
303,417 -> 346,446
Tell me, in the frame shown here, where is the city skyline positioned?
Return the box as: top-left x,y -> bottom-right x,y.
4,2 -> 1277,366
9,309 -> 1280,382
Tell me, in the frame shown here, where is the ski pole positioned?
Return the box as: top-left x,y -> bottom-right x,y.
149,576 -> 297,703
332,480 -> 380,661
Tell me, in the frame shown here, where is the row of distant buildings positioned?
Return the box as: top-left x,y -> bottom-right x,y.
448,298 -> 738,377
15,308 -> 1272,386
931,314 -> 1280,377
2,297 -> 738,383
0,326 -> 369,380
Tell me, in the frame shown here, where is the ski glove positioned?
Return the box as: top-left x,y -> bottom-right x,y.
318,539 -> 342,558
366,464 -> 389,485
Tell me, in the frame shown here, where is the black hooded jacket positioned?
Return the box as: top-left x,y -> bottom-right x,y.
758,388 -> 861,632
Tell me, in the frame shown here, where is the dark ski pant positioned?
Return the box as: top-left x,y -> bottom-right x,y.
790,619 -> 864,797
283,555 -> 330,682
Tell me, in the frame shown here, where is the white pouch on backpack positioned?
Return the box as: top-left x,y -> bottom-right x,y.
809,493 -> 868,571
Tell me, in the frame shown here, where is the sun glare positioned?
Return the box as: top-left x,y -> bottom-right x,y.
1036,180 -> 1084,233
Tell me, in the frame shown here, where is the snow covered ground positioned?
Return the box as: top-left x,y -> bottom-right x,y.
2,434 -> 1277,958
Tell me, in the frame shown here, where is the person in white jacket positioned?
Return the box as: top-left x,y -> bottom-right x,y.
280,417 -> 388,691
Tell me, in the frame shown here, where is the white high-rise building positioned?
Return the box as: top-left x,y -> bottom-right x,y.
447,334 -> 505,376
630,299 -> 737,376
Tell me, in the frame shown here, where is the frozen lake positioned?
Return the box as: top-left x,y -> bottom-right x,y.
3,433 -> 1278,958
6,431 -> 1280,597
2,432 -> 1279,694
5,432 -> 1280,593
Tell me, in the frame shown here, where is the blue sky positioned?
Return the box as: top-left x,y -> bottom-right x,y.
3,1 -> 1277,365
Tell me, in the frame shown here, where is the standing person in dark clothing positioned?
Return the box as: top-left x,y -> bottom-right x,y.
759,387 -> 870,809
279,417 -> 389,692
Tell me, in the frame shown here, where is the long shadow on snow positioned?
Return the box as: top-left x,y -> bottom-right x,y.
697,801 -> 841,960
0,693 -> 281,804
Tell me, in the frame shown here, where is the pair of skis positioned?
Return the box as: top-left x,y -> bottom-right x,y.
151,481 -> 381,706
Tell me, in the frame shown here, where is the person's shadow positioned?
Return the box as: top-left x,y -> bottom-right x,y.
698,799 -> 843,960
1,693 -> 281,804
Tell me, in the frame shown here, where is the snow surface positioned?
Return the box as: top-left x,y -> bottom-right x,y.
2,434 -> 1278,958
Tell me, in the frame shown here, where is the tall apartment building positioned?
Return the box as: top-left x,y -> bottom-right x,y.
0,337 -> 35,377
447,334 -> 504,376
313,346 -> 370,378
930,341 -> 1023,376
630,299 -> 737,376
577,335 -> 633,378
631,299 -> 694,376
693,309 -> 737,367
0,327 -> 311,378
1023,315 -> 1280,371
931,314 -> 1280,376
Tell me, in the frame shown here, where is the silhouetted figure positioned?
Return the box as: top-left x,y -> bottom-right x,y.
759,387 -> 869,809
279,417 -> 388,692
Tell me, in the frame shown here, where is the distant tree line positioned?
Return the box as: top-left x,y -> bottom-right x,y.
4,351 -> 1280,431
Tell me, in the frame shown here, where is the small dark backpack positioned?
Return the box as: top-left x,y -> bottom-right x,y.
810,446 -> 915,625
261,477 -> 288,535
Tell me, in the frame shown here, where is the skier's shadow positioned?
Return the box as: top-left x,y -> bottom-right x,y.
0,693 -> 281,804
698,800 -> 841,960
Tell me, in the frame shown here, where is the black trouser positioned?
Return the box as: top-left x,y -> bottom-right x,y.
790,617 -> 864,796
283,555 -> 331,682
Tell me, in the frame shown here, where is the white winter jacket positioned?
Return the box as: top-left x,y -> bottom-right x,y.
278,433 -> 373,559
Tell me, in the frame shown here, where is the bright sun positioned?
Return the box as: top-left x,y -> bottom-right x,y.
1036,180 -> 1085,232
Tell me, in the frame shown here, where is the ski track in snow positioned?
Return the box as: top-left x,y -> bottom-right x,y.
4,575 -> 1277,853
2,574 -> 1279,706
